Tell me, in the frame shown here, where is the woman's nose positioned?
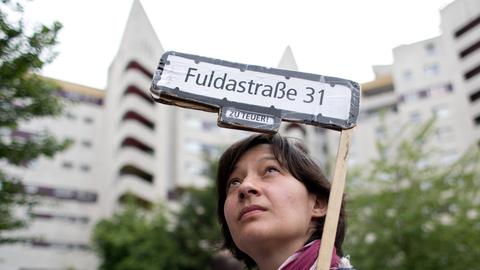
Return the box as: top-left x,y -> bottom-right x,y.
238,176 -> 260,200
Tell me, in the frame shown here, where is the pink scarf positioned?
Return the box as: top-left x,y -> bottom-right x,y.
279,240 -> 340,270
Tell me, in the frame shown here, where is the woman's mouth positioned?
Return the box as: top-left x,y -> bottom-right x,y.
238,205 -> 266,220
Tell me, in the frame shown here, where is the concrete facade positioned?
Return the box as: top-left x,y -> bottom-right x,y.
0,80 -> 104,270
343,0 -> 480,166
440,0 -> 480,148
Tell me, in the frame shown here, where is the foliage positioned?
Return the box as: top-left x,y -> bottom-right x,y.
93,197 -> 178,270
171,157 -> 223,269
0,173 -> 26,244
345,120 -> 480,269
92,157 -> 239,270
0,0 -> 67,242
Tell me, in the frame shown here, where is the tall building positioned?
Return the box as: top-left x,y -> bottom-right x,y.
391,36 -> 465,163
440,0 -> 480,147
350,67 -> 397,166
101,0 -> 169,214
343,0 -> 480,166
100,0 -> 254,215
0,79 -> 104,270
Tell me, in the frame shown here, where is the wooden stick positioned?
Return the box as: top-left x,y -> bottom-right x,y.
316,128 -> 354,270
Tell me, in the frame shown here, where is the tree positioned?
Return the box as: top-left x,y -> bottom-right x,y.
92,157 -> 243,270
0,0 -> 67,243
170,162 -> 224,269
344,120 -> 480,269
93,197 -> 178,270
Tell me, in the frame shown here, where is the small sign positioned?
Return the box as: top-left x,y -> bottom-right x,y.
150,51 -> 360,133
219,107 -> 280,132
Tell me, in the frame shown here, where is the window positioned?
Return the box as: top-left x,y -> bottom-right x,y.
436,126 -> 453,141
121,110 -> 155,130
65,112 -> 76,120
81,140 -> 92,148
23,185 -> 98,203
62,161 -> 73,169
76,191 -> 97,202
459,39 -> 480,59
454,14 -> 480,38
10,130 -> 35,143
446,83 -> 454,93
84,116 -> 94,124
120,137 -> 154,155
119,165 -> 154,183
125,60 -> 153,79
186,161 -> 207,176
29,239 -> 90,251
201,121 -> 217,131
31,212 -> 90,224
57,89 -> 103,106
363,104 -> 398,118
24,185 -> 38,194
474,114 -> 480,126
469,89 -> 480,103
375,126 -> 386,140
53,188 -> 75,199
464,63 -> 480,80
403,70 -> 412,81
123,85 -> 154,105
315,127 -> 325,135
419,89 -> 430,99
424,63 -> 439,76
186,140 -> 202,154
201,143 -> 220,156
322,143 -> 329,154
186,118 -> 202,129
430,83 -> 454,97
403,93 -> 418,103
80,164 -> 91,172
409,111 -> 422,123
432,105 -> 450,119
425,43 -> 436,55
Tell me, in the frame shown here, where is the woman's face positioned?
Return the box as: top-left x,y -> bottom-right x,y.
223,144 -> 325,253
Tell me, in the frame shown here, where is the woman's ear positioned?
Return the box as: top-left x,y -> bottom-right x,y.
312,197 -> 327,218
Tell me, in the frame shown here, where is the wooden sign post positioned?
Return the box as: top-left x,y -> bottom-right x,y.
316,128 -> 353,270
150,51 -> 360,270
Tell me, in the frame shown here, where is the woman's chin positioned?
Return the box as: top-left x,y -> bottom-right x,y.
234,223 -> 275,247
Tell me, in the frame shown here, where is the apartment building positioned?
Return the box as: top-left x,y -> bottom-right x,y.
440,0 -> 480,147
343,0 -> 480,166
0,80 -> 104,270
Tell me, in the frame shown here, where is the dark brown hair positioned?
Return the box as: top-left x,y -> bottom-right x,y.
216,133 -> 346,268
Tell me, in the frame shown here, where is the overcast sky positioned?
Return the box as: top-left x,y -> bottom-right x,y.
22,0 -> 453,89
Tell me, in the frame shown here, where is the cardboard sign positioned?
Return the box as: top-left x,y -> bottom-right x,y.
150,51 -> 360,133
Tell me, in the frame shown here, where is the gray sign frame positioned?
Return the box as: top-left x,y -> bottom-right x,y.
150,51 -> 360,132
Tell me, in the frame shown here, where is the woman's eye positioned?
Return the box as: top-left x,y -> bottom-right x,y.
265,166 -> 280,174
227,179 -> 241,189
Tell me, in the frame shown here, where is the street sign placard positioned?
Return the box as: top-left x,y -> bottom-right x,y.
150,51 -> 360,133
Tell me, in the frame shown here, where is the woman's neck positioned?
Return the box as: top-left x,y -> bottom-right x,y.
248,237 -> 310,270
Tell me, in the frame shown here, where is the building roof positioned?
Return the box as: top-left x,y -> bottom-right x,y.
278,45 -> 298,71
361,74 -> 393,92
45,76 -> 105,98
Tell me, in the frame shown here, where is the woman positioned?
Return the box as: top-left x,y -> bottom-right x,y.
216,133 -> 353,270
